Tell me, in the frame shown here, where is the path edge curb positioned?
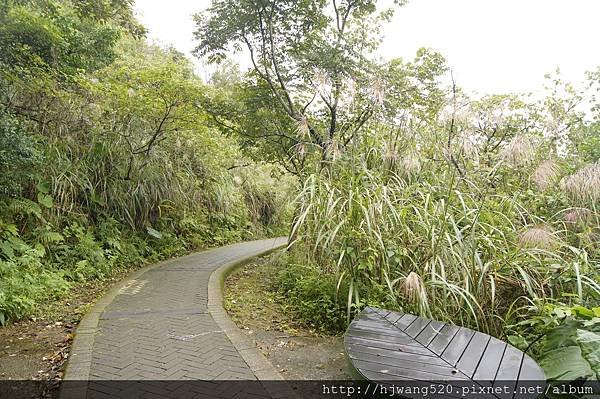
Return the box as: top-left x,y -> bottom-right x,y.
60,238 -> 288,399
60,254 -> 171,398
206,243 -> 286,381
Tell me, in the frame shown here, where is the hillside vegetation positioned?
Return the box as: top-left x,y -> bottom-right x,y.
196,0 -> 600,381
0,0 -> 291,325
1,0 -> 598,384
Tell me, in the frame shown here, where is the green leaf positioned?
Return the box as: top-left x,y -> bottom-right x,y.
538,319 -> 600,381
538,346 -> 593,381
2,224 -> 18,236
572,305 -> 595,319
507,335 -> 528,351
33,243 -> 46,257
146,227 -> 162,239
576,329 -> 600,379
90,192 -> 106,206
36,181 -> 50,194
0,241 -> 14,258
37,193 -> 53,208
544,319 -> 580,348
584,318 -> 600,328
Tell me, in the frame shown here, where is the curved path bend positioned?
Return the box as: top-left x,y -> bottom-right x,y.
61,238 -> 288,398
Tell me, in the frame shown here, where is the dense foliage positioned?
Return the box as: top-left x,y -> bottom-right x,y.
1,0 -> 598,384
287,84 -> 600,377
197,0 -> 600,381
0,0 -> 291,325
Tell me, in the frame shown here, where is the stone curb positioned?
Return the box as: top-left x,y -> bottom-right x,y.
207,245 -> 286,379
60,238 -> 289,399
206,240 -> 300,399
61,255 -> 172,399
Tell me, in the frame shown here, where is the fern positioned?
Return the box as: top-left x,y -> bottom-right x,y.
35,229 -> 64,245
7,198 -> 42,219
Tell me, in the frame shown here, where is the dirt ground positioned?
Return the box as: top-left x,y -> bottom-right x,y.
0,269 -> 136,398
224,253 -> 352,380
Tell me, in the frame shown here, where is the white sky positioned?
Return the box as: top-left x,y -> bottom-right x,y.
134,0 -> 600,96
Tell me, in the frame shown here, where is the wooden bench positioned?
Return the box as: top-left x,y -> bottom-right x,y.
345,307 -> 546,399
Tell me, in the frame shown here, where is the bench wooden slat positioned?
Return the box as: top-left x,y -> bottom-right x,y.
346,335 -> 436,356
455,331 -> 491,376
352,359 -> 470,380
350,325 -> 418,345
395,313 -> 418,329
492,345 -> 523,397
428,323 -> 461,355
439,327 -> 476,364
416,319 -> 446,346
518,355 -> 546,381
405,317 -> 432,338
495,344 -> 523,381
472,337 -> 507,382
348,351 -> 457,374
347,344 -> 451,367
347,326 -> 424,346
383,310 -> 405,324
345,307 -> 546,399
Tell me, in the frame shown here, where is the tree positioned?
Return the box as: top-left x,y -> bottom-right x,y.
0,0 -> 144,78
0,0 -> 146,138
0,111 -> 40,195
194,0 -> 407,173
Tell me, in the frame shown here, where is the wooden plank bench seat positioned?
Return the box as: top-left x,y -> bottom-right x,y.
344,307 -> 546,399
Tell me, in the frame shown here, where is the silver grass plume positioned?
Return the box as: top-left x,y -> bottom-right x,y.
563,208 -> 592,230
338,77 -> 356,109
383,142 -> 399,164
400,151 -> 421,176
560,161 -> 600,204
325,139 -> 341,160
296,116 -> 310,139
519,225 -> 559,250
370,78 -> 385,107
401,272 -> 427,304
449,134 -> 479,160
296,142 -> 306,159
532,160 -> 560,191
500,135 -> 535,166
314,70 -> 330,93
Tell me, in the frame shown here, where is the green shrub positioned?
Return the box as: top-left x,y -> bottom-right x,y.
290,143 -> 600,338
276,261 -> 348,334
507,303 -> 600,381
0,2 -> 292,324
0,225 -> 69,324
0,111 -> 40,195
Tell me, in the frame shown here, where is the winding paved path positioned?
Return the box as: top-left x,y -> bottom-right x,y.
61,238 -> 287,398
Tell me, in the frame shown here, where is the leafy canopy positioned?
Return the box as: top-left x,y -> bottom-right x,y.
0,0 -> 145,78
195,0 -> 410,173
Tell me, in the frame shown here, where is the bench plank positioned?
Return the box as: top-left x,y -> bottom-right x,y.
440,327 -> 476,365
428,323 -> 461,355
344,307 -> 546,399
472,337 -> 507,382
416,320 -> 446,346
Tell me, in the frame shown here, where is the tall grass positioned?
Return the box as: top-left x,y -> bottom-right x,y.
0,37 -> 294,323
289,131 -> 600,338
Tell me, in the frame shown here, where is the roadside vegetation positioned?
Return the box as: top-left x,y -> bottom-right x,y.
224,254 -> 352,380
197,0 -> 600,382
0,0 -> 291,326
1,0 -> 598,386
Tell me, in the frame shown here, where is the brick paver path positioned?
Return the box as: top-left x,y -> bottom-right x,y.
64,238 -> 287,398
